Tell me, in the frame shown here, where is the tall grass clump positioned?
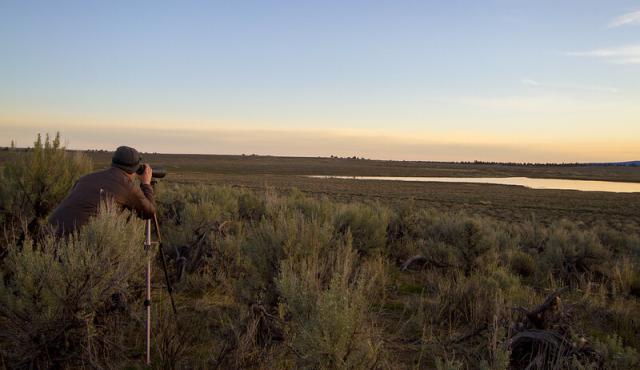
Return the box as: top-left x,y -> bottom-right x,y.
0,203 -> 145,368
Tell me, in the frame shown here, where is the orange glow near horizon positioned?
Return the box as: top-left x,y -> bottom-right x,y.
2,117 -> 639,163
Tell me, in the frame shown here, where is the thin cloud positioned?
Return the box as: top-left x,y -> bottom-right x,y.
521,78 -> 620,93
521,79 -> 541,86
608,10 -> 640,28
566,45 -> 640,65
443,96 -> 623,113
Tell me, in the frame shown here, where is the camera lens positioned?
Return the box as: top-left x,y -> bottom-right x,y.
152,166 -> 166,179
135,163 -> 166,178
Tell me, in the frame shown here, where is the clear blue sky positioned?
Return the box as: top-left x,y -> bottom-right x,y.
1,0 -> 639,161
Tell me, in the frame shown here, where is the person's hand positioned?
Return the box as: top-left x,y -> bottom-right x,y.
138,164 -> 152,185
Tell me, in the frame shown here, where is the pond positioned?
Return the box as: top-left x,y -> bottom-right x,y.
307,176 -> 640,193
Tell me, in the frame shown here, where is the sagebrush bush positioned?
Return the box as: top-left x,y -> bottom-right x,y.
0,133 -> 92,240
334,202 -> 389,255
277,234 -> 385,369
509,249 -> 536,278
435,268 -> 525,329
591,334 -> 640,370
516,217 -> 549,252
540,221 -> 611,284
238,189 -> 267,221
0,202 -> 145,368
595,222 -> 640,257
158,184 -> 239,246
239,200 -> 338,306
400,212 -> 503,276
271,188 -> 335,223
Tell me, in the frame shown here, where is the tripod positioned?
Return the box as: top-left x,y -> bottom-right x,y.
144,212 -> 178,366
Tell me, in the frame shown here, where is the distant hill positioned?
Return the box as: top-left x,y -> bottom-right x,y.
591,160 -> 640,167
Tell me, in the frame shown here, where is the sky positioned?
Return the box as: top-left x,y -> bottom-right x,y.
1,0 -> 639,162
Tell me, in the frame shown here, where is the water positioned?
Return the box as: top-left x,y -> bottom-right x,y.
307,176 -> 640,193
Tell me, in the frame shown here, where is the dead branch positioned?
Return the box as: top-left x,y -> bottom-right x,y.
401,254 -> 461,271
401,255 -> 427,271
506,286 -> 604,369
522,287 -> 569,329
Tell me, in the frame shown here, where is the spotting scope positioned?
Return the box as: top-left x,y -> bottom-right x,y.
136,164 -> 166,179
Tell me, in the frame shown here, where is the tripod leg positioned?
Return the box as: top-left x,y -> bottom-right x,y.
153,213 -> 178,316
145,219 -> 152,366
146,254 -> 151,365
158,243 -> 178,315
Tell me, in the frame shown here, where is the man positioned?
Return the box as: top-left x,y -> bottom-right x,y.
48,146 -> 156,234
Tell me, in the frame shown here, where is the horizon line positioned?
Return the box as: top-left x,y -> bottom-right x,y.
2,145 -> 638,166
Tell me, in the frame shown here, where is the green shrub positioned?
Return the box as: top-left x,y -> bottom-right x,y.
577,285 -> 640,357
435,268 -> 524,330
540,221 -> 611,284
509,249 -> 536,278
594,223 -> 640,257
240,209 -> 335,305
388,204 -> 437,242
592,335 -> 640,370
238,189 -> 266,221
0,133 -> 92,239
609,257 -> 640,297
0,203 -> 145,368
408,213 -> 501,275
158,184 -> 239,248
277,235 -> 385,369
278,188 -> 334,222
516,218 -> 549,252
334,203 -> 389,255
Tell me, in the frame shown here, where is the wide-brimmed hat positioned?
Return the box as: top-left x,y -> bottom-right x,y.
112,146 -> 142,174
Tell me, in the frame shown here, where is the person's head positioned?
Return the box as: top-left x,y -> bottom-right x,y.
112,146 -> 142,176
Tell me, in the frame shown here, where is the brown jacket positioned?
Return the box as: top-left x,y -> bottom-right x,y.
48,167 -> 156,234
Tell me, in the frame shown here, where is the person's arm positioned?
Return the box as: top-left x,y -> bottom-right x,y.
128,164 -> 156,219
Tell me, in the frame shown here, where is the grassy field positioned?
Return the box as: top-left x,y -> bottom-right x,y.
3,149 -> 635,226
71,151 -> 640,227
76,151 -> 640,182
